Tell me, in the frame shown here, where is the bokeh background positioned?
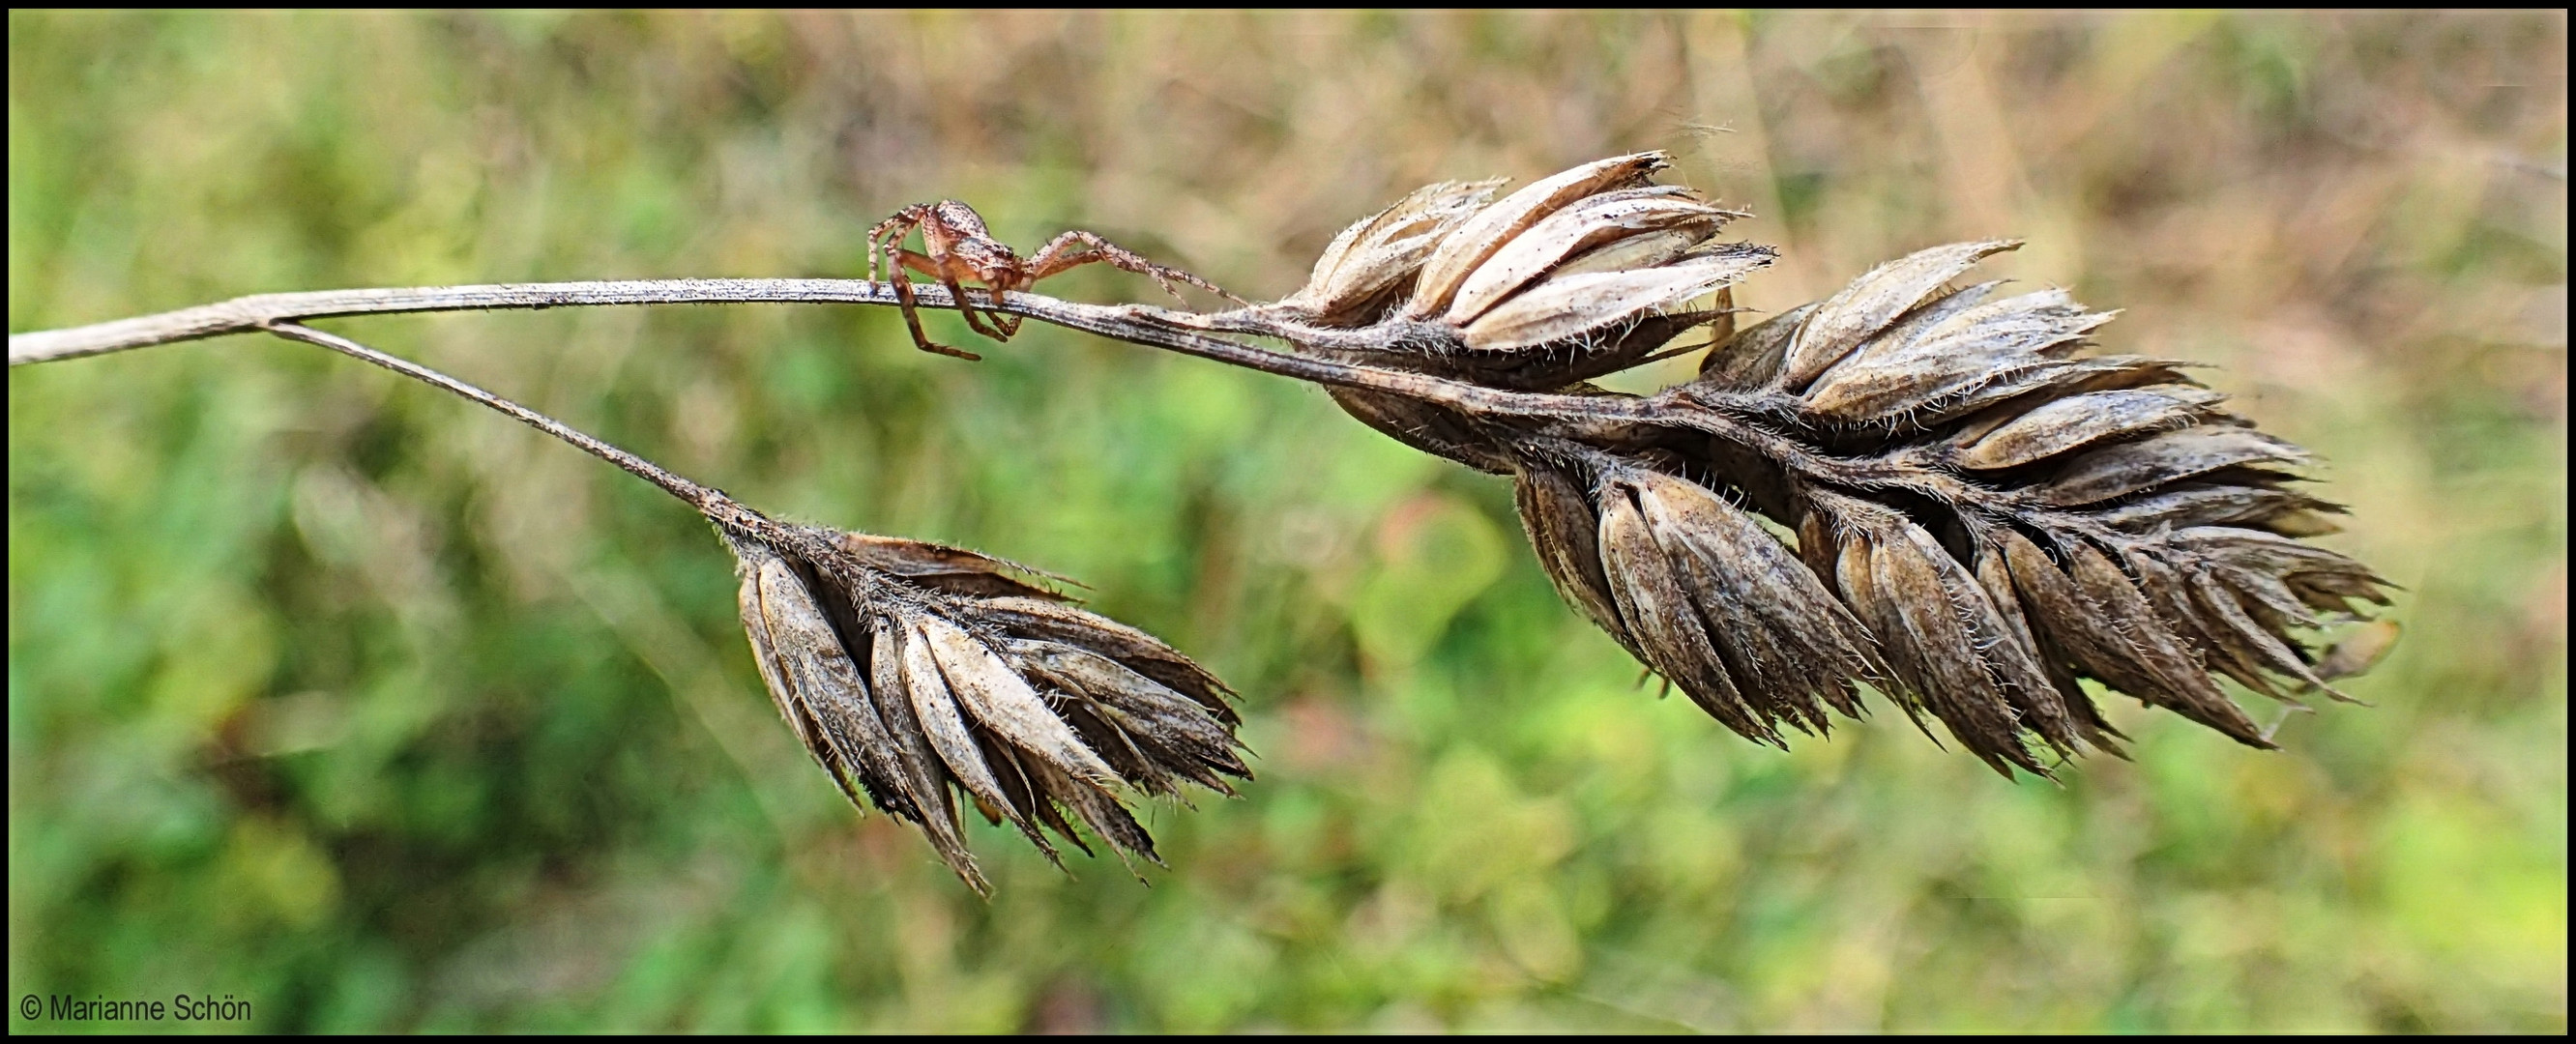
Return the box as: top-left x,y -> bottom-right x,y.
9,10 -> 2564,1032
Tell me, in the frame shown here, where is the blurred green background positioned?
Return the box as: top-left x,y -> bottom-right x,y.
8,10 -> 2564,1032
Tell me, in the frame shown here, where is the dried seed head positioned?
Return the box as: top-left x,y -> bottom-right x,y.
1805,496 -> 2106,772
1423,156 -> 1770,370
1281,177 -> 1507,326
1428,239 -> 2399,772
1459,244 -> 1771,355
1687,242 -> 2391,765
1952,386 -> 2229,471
1769,240 -> 2025,392
1287,165 -> 2387,780
722,516 -> 1245,892
1445,187 -> 1738,324
1277,154 -> 1771,391
1407,152 -> 1674,319
1511,450 -> 1886,746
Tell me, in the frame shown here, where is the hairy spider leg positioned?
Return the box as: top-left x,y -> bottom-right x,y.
865,204 -> 935,285
892,248 -> 1014,341
867,205 -> 983,361
1025,231 -> 1245,305
936,275 -> 1012,340
882,249 -> 982,362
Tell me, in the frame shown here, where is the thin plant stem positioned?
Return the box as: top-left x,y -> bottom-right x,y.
12,279 -> 912,364
12,279 -> 2041,521
260,321 -> 724,515
4,278 -> 1605,423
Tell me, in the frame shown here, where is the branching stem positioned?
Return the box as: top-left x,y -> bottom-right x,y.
4,278 -> 1598,420
11,278 -> 2028,523
257,320 -> 729,517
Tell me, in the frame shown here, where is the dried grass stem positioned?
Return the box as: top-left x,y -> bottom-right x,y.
20,280 -> 2118,548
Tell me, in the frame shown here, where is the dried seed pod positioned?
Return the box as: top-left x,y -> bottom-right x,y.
1323,386 -> 1520,473
1766,245 -> 2386,755
2041,427 -> 2309,506
2088,482 -> 2346,536
1445,188 -> 1742,324
1269,154 -> 1769,392
1549,223 -> 1721,280
1953,387 -> 2227,470
1512,458 -> 1625,639
718,514 -> 1246,892
1996,530 -> 2265,743
1461,245 -> 1772,354
1263,164 -> 2398,777
1510,450 -> 1887,745
1803,287 -> 2116,422
1779,240 -> 2023,391
1799,498 -> 2085,773
1455,307 -> 1743,392
1407,152 -> 1672,319
740,544 -> 930,824
1280,177 -> 1508,326
1913,354 -> 2208,428
1696,302 -> 1813,390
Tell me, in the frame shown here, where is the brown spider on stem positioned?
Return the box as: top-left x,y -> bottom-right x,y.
867,199 -> 1241,361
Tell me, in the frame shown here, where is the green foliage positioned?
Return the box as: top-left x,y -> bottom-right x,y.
9,10 -> 2564,1031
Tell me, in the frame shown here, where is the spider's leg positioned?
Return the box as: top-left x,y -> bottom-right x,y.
893,247 -> 949,279
885,248 -> 981,361
1027,231 -> 1245,304
971,270 -> 1025,338
1021,236 -> 1101,280
866,205 -> 934,284
975,280 -> 1023,338
928,249 -> 1026,341
941,276 -> 1010,340
898,250 -> 1006,334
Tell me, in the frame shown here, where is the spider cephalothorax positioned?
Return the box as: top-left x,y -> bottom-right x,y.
867,200 -> 1238,360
